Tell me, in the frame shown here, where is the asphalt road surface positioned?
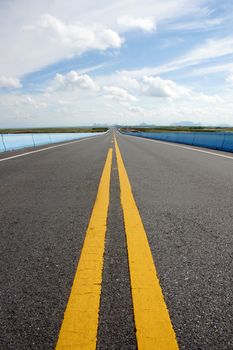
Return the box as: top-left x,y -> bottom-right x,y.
0,130 -> 232,349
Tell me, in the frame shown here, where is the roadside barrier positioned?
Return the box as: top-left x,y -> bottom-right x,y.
0,132 -> 105,152
122,131 -> 233,153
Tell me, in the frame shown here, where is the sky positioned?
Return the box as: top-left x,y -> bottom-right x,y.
0,0 -> 233,127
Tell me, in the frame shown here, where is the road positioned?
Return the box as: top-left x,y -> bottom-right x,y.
0,130 -> 232,349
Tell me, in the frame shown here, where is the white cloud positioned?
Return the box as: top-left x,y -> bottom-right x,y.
168,17 -> 224,31
37,14 -> 123,54
110,74 -> 221,105
185,62 -> 233,78
0,76 -> 22,89
226,74 -> 233,84
192,92 -> 224,104
51,71 -> 99,91
58,99 -> 70,106
117,16 -> 155,32
128,105 -> 145,115
1,85 -> 233,128
16,95 -> 47,109
0,0 -> 206,77
142,76 -> 190,99
181,36 -> 233,65
1,94 -> 48,110
1,0 -> 232,127
120,75 -> 141,90
104,86 -> 137,102
106,73 -> 141,91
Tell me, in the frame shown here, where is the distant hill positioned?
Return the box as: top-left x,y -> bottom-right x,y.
171,121 -> 202,127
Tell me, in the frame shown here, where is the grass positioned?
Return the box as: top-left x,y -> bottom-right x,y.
120,126 -> 233,133
0,127 -> 108,134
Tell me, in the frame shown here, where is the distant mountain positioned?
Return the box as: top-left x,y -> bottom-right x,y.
171,121 -> 202,127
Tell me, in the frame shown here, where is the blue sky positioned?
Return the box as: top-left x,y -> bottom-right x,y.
0,0 -> 233,127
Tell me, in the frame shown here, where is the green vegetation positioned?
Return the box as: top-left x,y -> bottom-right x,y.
0,127 -> 108,134
120,126 -> 233,133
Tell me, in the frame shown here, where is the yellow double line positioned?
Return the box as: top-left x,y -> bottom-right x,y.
56,138 -> 178,349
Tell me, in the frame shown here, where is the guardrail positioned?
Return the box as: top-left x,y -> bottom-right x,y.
0,132 -> 105,153
122,131 -> 233,153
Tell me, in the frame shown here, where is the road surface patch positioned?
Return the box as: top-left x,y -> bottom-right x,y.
56,148 -> 112,350
115,137 -> 179,350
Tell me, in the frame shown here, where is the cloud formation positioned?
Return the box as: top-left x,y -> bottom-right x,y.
0,0 -> 233,127
52,71 -> 99,91
104,86 -> 137,102
0,76 -> 22,89
117,16 -> 155,32
38,14 -> 124,55
226,74 -> 233,84
142,76 -> 190,99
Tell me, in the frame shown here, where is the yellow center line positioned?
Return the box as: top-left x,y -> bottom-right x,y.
56,148 -> 112,350
114,136 -> 179,350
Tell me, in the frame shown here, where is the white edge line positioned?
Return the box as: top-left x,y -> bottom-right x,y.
0,133 -> 106,163
123,133 -> 233,160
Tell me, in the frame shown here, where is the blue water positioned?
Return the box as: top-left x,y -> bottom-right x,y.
0,132 -> 104,152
